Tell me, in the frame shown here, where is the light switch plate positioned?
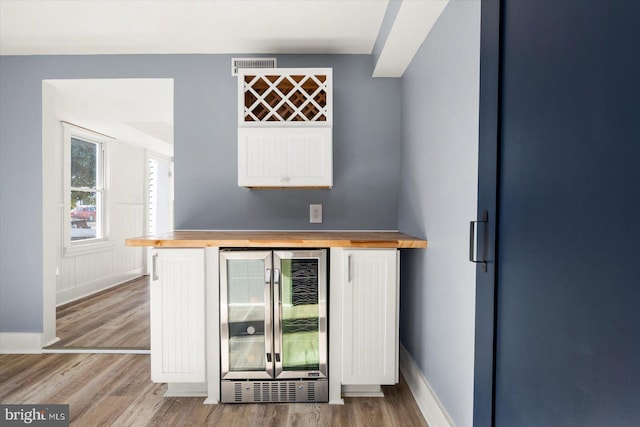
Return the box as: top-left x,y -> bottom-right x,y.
310,204 -> 322,223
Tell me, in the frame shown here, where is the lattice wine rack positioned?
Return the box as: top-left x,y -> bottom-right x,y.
238,68 -> 332,126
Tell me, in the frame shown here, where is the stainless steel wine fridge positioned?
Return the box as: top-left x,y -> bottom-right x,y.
219,249 -> 328,403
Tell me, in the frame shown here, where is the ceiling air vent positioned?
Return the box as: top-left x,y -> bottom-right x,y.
232,57 -> 277,76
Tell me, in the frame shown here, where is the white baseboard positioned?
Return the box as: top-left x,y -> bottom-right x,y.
42,348 -> 150,354
165,382 -> 208,397
56,269 -> 143,306
43,336 -> 61,347
400,344 -> 455,427
0,333 -> 43,354
342,384 -> 384,397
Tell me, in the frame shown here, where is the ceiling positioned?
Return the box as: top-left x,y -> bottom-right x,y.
0,0 -> 390,55
4,1 -> 449,155
46,79 -> 175,156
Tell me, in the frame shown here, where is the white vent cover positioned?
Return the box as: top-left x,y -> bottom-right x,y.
232,58 -> 277,76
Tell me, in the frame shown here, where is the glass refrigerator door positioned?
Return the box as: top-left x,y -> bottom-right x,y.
220,251 -> 274,379
274,250 -> 327,379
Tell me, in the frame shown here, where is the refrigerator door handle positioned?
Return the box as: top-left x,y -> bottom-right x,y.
264,267 -> 274,376
273,267 -> 283,377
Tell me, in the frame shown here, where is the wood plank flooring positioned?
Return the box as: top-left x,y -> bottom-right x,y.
29,275 -> 429,425
47,276 -> 150,349
0,353 -> 428,426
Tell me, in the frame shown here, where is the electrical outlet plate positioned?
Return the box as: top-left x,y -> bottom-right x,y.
310,204 -> 322,223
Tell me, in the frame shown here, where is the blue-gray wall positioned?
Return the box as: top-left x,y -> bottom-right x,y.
0,54 -> 401,333
398,2 -> 480,426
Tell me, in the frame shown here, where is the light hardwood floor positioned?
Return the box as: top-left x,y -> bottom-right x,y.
26,274 -> 428,425
0,353 -> 428,426
47,276 -> 150,349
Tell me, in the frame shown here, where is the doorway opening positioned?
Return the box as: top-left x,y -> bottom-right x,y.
42,78 -> 174,352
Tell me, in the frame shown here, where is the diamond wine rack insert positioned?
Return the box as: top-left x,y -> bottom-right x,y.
239,69 -> 332,125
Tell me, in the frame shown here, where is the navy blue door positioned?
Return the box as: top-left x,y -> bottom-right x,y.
475,1 -> 640,426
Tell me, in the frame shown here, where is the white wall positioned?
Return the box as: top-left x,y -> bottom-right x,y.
43,82 -> 145,310
397,2 -> 480,426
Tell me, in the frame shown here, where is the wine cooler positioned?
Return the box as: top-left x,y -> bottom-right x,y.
219,249 -> 328,403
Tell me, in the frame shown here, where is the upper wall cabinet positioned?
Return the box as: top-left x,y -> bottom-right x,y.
237,68 -> 333,188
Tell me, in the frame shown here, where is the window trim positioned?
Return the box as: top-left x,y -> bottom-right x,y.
63,122 -> 111,256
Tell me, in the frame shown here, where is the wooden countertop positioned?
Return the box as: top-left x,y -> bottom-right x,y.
125,231 -> 427,249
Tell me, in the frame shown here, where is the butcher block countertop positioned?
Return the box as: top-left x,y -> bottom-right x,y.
126,231 -> 427,249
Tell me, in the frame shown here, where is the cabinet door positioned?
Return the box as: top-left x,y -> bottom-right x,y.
238,127 -> 332,188
150,248 -> 205,383
342,249 -> 399,385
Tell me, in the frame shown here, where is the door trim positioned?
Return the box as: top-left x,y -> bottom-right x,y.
473,0 -> 502,426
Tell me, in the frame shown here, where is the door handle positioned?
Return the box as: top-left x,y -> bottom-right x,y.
469,211 -> 488,272
264,267 -> 273,372
273,267 -> 282,374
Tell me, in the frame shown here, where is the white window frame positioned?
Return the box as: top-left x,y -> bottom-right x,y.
63,123 -> 113,256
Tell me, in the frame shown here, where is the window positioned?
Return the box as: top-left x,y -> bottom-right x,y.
64,123 -> 108,246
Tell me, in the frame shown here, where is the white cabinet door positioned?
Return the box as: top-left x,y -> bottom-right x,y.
238,127 -> 332,188
341,249 -> 399,385
150,248 -> 206,383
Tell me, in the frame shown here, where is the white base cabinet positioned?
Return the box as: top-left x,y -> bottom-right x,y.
340,249 -> 399,386
150,248 -> 206,383
148,246 -> 401,403
329,248 -> 400,402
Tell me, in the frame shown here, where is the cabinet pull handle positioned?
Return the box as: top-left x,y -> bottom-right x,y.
152,253 -> 159,281
469,211 -> 488,272
347,255 -> 352,283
